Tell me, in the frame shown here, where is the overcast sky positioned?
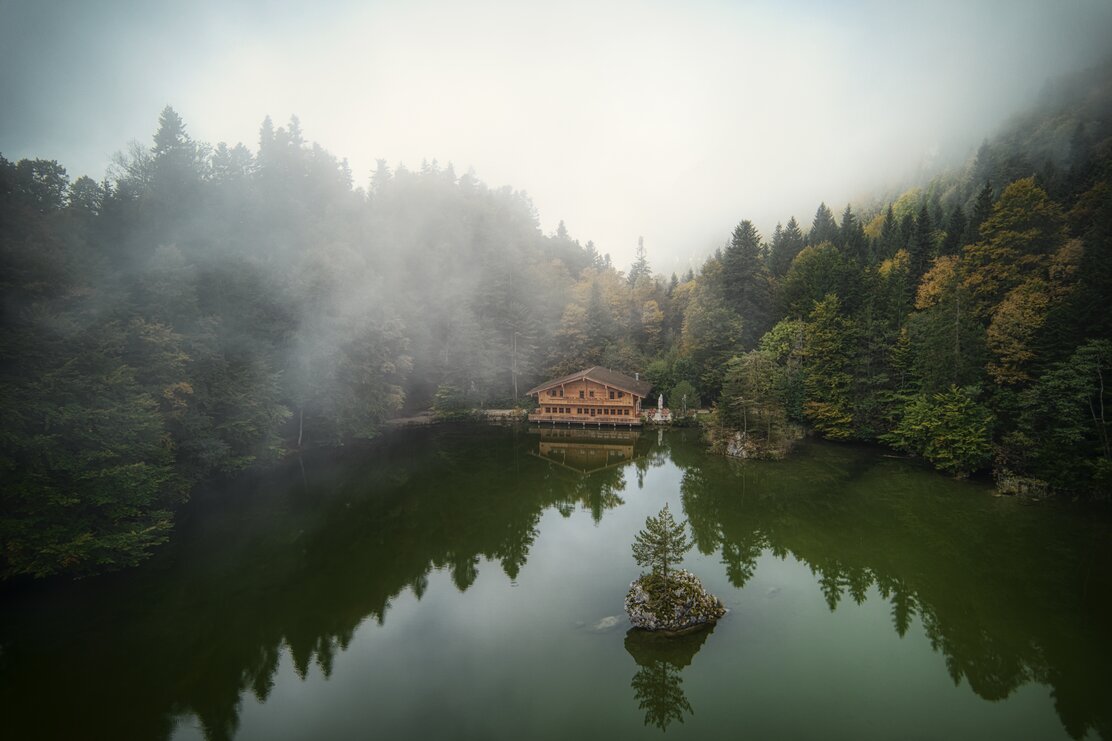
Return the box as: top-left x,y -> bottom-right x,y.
2,0 -> 1111,270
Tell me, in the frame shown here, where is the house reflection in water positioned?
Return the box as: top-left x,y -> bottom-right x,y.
529,426 -> 642,474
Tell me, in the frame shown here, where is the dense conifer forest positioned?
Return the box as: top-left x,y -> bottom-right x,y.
3,62 -> 1111,581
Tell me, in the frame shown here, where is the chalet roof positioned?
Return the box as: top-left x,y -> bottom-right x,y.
527,366 -> 653,398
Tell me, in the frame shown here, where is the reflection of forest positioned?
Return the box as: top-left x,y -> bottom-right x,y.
677,440 -> 1112,740
530,426 -> 652,521
2,430 -> 1107,741
0,425 -> 643,741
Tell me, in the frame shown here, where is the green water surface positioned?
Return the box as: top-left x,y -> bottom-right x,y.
1,424 -> 1109,740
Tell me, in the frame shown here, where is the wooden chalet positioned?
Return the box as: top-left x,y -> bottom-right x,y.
527,366 -> 653,426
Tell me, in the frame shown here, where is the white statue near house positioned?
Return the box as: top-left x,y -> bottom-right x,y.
650,393 -> 672,423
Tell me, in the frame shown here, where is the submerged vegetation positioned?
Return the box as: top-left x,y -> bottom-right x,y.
2,62 -> 1112,579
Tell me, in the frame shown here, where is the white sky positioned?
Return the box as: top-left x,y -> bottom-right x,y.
2,0 -> 1111,271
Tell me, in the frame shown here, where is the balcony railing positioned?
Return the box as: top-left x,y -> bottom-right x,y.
527,412 -> 642,426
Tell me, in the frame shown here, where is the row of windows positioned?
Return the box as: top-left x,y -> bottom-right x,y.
547,388 -> 626,399
543,406 -> 632,416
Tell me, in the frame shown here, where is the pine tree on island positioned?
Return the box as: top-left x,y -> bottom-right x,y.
625,504 -> 726,634
631,503 -> 691,586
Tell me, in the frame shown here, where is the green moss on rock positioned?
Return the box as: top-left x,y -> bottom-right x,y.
625,570 -> 726,633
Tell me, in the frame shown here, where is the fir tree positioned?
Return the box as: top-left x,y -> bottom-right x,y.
721,220 -> 773,347
631,503 -> 692,585
942,204 -> 967,255
839,204 -> 868,263
809,202 -> 838,245
768,216 -> 805,277
964,180 -> 994,245
629,236 -> 650,285
908,204 -> 934,281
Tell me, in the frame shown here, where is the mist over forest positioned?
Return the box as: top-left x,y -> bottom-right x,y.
2,0 -> 1112,587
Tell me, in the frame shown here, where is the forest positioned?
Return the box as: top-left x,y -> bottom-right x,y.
2,62 -> 1111,582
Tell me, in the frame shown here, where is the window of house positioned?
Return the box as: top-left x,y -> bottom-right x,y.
590,408 -> 595,416
579,390 -> 584,399
618,391 -> 624,398
609,390 -> 615,399
589,390 -> 595,398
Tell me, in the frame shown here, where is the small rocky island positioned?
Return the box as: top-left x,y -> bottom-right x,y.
625,504 -> 726,634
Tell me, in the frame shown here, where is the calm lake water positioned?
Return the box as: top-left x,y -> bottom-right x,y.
1,424 -> 1110,740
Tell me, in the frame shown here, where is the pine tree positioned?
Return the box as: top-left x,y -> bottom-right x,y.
839,204 -> 867,263
585,240 -> 601,268
721,220 -> 773,347
971,141 -> 995,190
802,293 -> 859,439
908,204 -> 934,281
631,503 -> 692,584
629,236 -> 650,285
152,106 -> 189,159
809,202 -> 838,245
964,180 -> 993,245
940,204 -> 966,256
370,159 -> 392,195
768,216 -> 805,277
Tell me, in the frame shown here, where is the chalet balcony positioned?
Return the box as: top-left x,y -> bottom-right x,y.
527,412 -> 642,427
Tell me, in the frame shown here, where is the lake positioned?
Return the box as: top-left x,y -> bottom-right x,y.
1,424 -> 1109,740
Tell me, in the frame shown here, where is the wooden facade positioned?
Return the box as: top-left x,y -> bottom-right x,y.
526,366 -> 653,426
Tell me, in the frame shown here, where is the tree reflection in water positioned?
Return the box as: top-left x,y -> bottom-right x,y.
625,626 -> 714,731
0,424 -> 649,741
678,439 -> 1112,740
0,428 -> 1108,740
